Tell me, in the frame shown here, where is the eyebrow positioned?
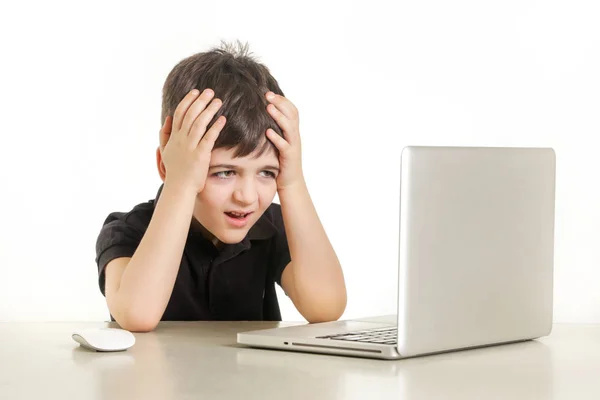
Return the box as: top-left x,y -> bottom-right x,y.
209,164 -> 280,172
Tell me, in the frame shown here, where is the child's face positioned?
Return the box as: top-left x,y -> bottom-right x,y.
193,146 -> 280,245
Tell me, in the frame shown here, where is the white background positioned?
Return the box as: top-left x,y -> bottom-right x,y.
0,0 -> 598,323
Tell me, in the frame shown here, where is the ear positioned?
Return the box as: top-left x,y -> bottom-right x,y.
156,117 -> 172,183
156,146 -> 166,182
159,116 -> 172,149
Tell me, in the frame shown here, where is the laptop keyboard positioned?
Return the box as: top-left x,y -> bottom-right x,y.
316,327 -> 397,345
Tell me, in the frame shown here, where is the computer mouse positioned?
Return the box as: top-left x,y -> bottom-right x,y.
72,327 -> 136,352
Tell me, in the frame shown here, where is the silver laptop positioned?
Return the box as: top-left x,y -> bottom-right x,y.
238,146 -> 556,360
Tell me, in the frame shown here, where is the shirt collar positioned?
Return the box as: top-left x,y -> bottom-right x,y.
152,184 -> 276,242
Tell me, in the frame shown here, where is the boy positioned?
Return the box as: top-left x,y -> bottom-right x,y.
95,42 -> 347,332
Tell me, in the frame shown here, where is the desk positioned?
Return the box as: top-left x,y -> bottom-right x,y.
1,322 -> 599,399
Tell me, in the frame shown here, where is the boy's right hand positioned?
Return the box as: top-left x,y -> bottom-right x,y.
160,88 -> 225,194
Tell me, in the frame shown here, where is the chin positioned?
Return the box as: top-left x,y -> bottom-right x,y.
216,230 -> 249,244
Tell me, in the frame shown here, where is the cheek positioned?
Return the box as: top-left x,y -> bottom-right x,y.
199,182 -> 231,204
194,192 -> 225,221
258,181 -> 278,204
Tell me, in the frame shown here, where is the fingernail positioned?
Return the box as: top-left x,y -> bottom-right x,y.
266,91 -> 275,100
205,89 -> 214,96
191,89 -> 199,95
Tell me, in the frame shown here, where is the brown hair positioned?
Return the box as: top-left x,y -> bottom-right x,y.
161,40 -> 285,158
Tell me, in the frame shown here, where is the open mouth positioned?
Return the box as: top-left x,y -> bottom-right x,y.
225,211 -> 252,220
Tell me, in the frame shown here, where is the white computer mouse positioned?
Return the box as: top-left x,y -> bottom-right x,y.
72,327 -> 136,352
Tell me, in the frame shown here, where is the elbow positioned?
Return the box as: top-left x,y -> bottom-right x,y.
306,314 -> 342,324
112,310 -> 161,332
118,316 -> 159,332
107,293 -> 162,332
122,319 -> 159,333
304,295 -> 347,324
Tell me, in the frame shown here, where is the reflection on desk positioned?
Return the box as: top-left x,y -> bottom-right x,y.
0,321 -> 599,400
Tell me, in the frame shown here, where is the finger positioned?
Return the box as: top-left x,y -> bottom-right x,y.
267,104 -> 297,145
266,128 -> 291,152
189,98 -> 223,146
173,89 -> 202,132
197,116 -> 226,153
159,116 -> 172,148
180,88 -> 216,135
266,92 -> 298,120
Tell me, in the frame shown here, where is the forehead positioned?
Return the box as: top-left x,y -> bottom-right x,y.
210,146 -> 279,166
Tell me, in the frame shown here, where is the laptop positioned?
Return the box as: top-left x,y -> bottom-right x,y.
237,146 -> 556,360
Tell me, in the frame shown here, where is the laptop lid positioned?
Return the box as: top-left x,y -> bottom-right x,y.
397,146 -> 555,357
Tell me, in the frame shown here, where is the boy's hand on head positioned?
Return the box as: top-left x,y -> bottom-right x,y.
160,88 -> 225,193
264,92 -> 304,191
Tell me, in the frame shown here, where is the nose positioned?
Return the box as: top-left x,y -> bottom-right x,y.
233,177 -> 258,206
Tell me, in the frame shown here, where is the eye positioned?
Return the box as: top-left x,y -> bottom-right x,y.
260,170 -> 277,179
213,170 -> 235,179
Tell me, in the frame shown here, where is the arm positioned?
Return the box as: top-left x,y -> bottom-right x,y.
264,91 -> 346,323
104,182 -> 196,332
279,181 -> 347,323
104,88 -> 225,332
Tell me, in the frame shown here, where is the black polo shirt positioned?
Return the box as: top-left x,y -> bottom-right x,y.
94,184 -> 291,321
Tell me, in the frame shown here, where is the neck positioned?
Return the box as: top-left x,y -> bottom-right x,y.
191,218 -> 223,249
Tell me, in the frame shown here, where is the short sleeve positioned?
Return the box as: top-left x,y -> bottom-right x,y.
269,204 -> 292,287
95,213 -> 144,296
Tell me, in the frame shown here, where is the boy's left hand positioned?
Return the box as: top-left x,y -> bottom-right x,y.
265,91 -> 304,191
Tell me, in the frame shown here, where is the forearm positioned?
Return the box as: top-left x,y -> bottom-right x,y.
279,181 -> 347,321
112,181 -> 196,328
